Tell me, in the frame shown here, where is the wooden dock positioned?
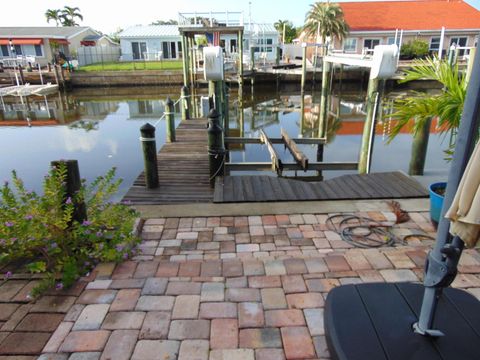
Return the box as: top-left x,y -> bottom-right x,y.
213,172 -> 429,203
123,118 -> 428,206
123,118 -> 214,205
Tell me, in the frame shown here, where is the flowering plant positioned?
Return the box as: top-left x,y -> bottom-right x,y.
0,164 -> 140,296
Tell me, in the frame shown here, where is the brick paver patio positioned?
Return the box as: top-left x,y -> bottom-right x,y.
1,210 -> 480,359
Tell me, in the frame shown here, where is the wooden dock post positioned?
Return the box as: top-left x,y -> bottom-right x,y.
181,35 -> 189,86
53,64 -> 60,85
165,97 -> 176,142
276,46 -> 281,66
50,160 -> 87,222
181,86 -> 190,121
18,65 -> 25,84
238,29 -> 244,92
139,123 -> 159,189
301,43 -> 307,95
250,47 -> 255,71
409,117 -> 432,176
27,62 -> 33,72
224,85 -> 230,136
358,77 -> 380,174
318,58 -> 330,138
207,109 -> 225,187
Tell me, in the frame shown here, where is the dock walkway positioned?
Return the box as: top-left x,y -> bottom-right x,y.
123,118 -> 213,205
123,119 -> 428,206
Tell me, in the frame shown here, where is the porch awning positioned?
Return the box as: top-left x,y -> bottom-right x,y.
80,40 -> 96,46
49,39 -> 70,45
0,38 -> 43,45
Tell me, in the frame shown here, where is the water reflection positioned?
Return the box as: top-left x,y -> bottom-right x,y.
0,85 -> 450,199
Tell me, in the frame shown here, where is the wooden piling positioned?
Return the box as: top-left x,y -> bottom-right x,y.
50,160 -> 87,222
181,35 -> 189,86
250,47 -> 255,71
409,117 -> 432,176
358,77 -> 380,174
301,44 -> 307,95
53,65 -> 60,85
224,85 -> 230,136
18,65 -> 25,84
276,46 -> 281,66
139,123 -> 159,189
207,109 -> 225,187
165,97 -> 176,142
181,86 -> 190,121
238,30 -> 244,91
27,62 -> 33,72
47,63 -> 52,72
318,58 -> 330,139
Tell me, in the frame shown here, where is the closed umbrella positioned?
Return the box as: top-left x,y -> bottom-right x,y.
445,140 -> 480,248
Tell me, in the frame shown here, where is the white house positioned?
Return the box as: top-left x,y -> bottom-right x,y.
119,23 -> 280,62
0,27 -> 113,66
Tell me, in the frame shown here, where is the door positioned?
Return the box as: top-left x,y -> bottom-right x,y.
132,42 -> 140,60
162,42 -> 170,59
170,42 -> 176,59
230,39 -> 237,53
450,37 -> 467,56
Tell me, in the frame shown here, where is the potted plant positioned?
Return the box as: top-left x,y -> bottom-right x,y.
388,57 -> 467,225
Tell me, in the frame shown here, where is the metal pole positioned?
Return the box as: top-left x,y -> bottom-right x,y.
139,123 -> 159,189
165,97 -> 176,142
414,43 -> 480,336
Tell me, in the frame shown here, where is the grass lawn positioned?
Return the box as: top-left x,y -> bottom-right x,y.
78,60 -> 183,72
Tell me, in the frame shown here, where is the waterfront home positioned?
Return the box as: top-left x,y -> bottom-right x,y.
300,0 -> 480,56
0,27 -> 108,66
119,21 -> 279,62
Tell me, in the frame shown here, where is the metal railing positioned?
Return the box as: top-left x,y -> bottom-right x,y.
178,11 -> 244,27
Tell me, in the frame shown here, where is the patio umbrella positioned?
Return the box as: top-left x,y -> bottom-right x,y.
445,140 -> 480,248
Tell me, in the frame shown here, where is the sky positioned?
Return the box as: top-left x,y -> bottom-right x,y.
2,0 -> 480,35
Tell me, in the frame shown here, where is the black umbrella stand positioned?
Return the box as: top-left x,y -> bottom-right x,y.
324,46 -> 480,360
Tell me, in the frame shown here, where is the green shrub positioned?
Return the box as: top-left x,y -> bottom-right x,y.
0,164 -> 140,297
401,39 -> 429,59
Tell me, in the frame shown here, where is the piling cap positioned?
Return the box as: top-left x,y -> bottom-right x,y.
208,109 -> 219,119
140,123 -> 156,135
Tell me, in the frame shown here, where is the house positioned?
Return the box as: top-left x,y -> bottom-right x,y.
336,0 -> 480,55
0,27 -> 108,66
119,22 -> 280,62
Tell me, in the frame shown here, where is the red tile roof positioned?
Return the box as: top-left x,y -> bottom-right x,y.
339,0 -> 480,31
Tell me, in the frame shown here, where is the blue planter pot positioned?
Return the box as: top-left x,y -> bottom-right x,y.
429,182 -> 447,226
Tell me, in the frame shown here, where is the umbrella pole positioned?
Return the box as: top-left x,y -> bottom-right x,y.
414,45 -> 480,336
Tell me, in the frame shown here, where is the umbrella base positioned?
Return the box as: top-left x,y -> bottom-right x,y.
324,283 -> 480,360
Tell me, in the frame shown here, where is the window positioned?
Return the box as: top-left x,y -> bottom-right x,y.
344,38 -> 357,52
1,45 -> 9,57
230,39 -> 237,53
22,45 -> 36,56
363,39 -> 380,49
387,37 -> 396,45
430,37 -> 441,51
35,45 -> 43,57
14,45 -> 22,55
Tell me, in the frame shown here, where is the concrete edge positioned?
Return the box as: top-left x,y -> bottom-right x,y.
132,198 -> 430,218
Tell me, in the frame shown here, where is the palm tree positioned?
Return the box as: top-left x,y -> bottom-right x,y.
61,6 -> 83,26
45,9 -> 62,26
304,2 -> 349,45
388,57 -> 466,148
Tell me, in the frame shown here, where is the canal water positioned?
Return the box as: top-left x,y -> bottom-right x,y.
0,85 -> 450,200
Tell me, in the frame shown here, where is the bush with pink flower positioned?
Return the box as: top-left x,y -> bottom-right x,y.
0,164 -> 140,297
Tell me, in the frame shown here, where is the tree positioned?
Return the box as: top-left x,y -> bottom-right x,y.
303,2 -> 349,45
388,57 -> 467,157
45,9 -> 62,26
109,28 -> 123,44
274,20 -> 298,44
150,19 -> 178,25
60,6 -> 83,26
